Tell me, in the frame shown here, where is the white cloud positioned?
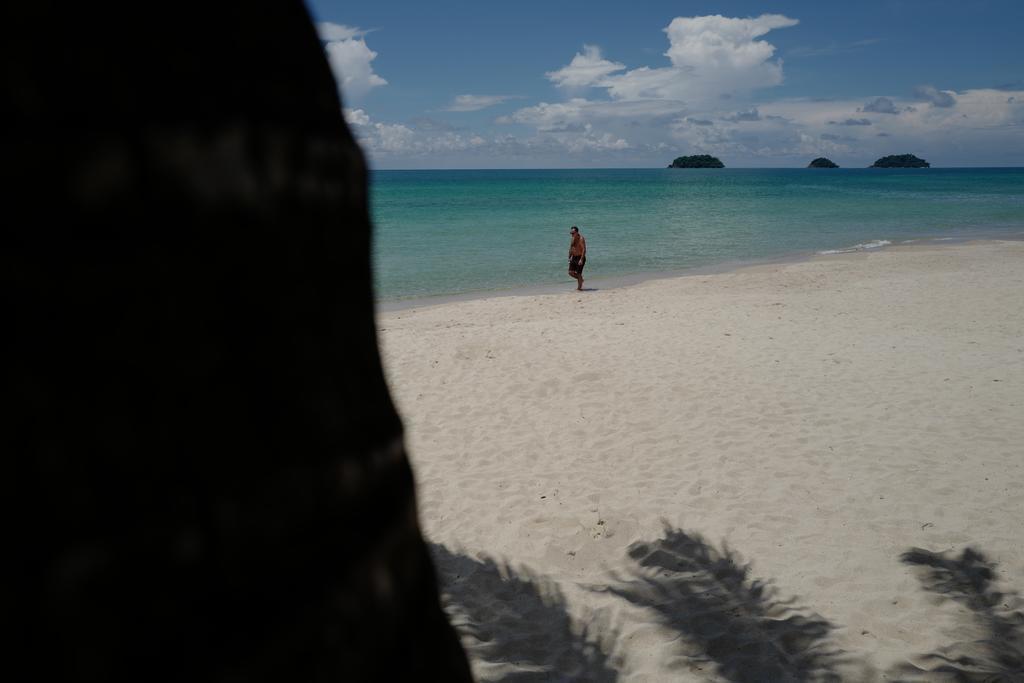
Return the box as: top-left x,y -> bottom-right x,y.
445,94 -> 519,112
317,23 -> 361,41
566,130 -> 630,152
500,97 -> 685,130
494,15 -> 1002,165
738,89 -> 1024,163
646,85 -> 1024,166
622,14 -> 796,102
500,99 -> 590,130
499,86 -> 1022,167
317,22 -> 387,100
536,13 -> 798,113
345,109 -> 512,158
491,13 -> 802,164
765,90 -> 1006,132
373,122 -> 417,152
546,45 -> 626,88
914,85 -> 957,108
343,107 -> 635,165
352,87 -> 1024,166
344,108 -> 370,126
664,14 -> 798,72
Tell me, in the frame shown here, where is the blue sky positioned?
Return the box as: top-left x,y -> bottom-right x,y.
307,0 -> 1024,168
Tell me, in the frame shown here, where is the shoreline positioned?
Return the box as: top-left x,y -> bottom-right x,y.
376,231 -> 1024,314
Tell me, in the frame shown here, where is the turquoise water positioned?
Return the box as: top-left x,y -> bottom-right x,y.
369,168 -> 1024,301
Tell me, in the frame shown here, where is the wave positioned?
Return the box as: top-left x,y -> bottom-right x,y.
818,239 -> 892,255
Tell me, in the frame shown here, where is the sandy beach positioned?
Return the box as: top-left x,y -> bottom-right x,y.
379,240 -> 1024,681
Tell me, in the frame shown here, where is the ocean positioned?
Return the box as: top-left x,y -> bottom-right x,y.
369,168 -> 1024,302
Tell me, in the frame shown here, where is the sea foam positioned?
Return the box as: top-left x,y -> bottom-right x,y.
818,239 -> 892,255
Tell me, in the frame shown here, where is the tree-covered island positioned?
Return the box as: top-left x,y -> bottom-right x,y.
668,154 -> 725,168
870,154 -> 930,168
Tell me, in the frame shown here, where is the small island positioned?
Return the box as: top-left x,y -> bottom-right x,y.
870,154 -> 930,168
808,157 -> 839,168
668,154 -> 724,168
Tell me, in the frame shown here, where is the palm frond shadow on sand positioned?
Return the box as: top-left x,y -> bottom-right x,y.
888,547 -> 1024,682
430,543 -> 621,682
595,523 -> 855,682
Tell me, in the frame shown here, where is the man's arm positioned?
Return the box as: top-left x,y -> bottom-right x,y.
581,236 -> 587,257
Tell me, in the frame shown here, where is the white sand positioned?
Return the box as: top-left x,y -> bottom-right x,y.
379,240 -> 1024,681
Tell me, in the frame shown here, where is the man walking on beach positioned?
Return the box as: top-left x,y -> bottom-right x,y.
568,226 -> 587,291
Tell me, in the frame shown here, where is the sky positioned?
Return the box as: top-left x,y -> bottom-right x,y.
307,0 -> 1024,168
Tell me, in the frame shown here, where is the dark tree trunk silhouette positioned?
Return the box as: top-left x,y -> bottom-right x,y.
3,3 -> 472,680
